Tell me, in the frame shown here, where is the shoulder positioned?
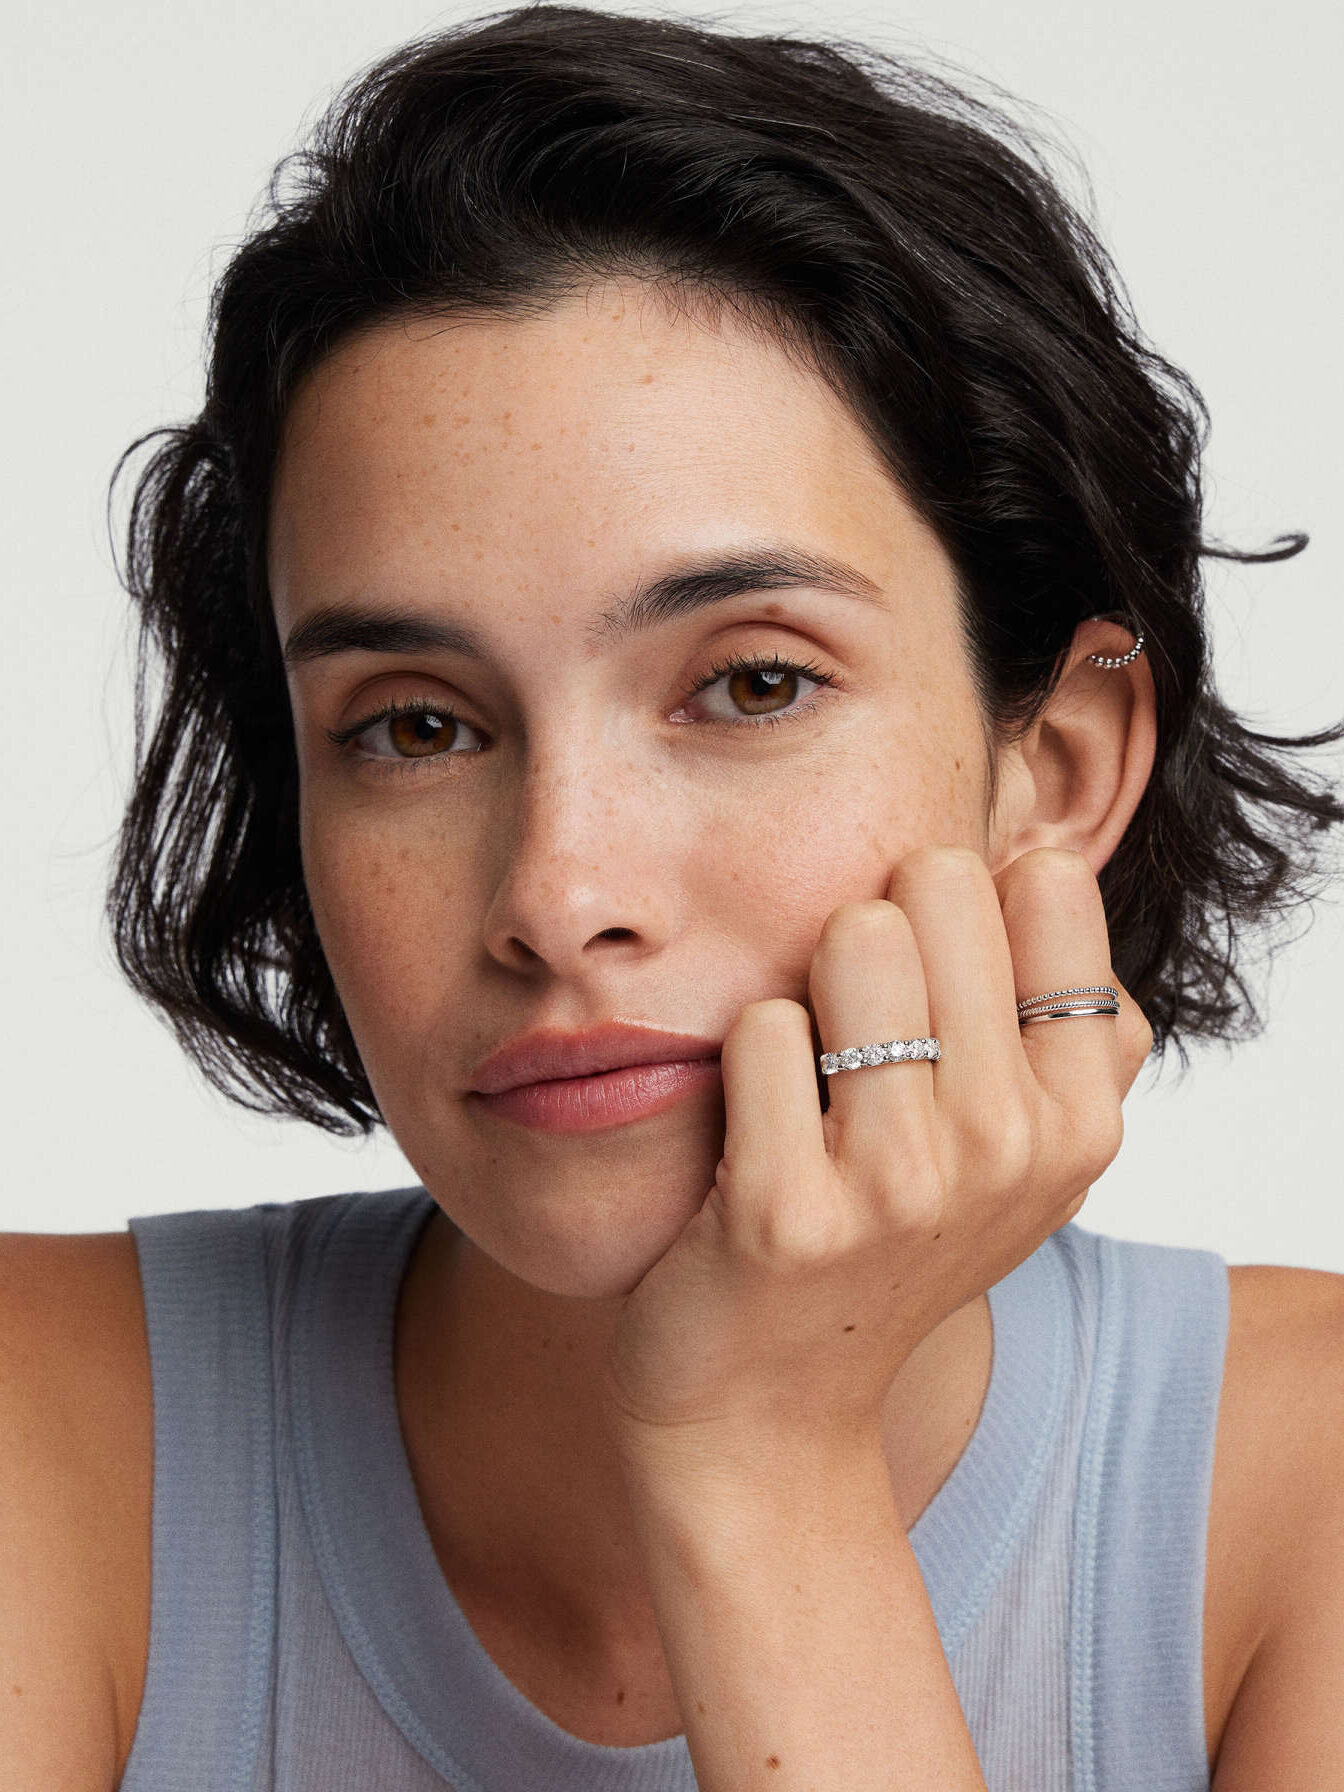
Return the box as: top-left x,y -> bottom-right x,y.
0,1227 -> 152,1789
1216,1263 -> 1344,1535
1204,1263 -> 1344,1776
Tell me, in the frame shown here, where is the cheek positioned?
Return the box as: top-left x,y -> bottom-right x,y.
299,803 -> 471,1046
694,729 -> 987,995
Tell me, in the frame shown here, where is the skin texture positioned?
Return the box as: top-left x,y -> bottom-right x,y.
264,279 -> 1158,1765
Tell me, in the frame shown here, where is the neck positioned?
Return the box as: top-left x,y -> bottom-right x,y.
393,1202 -> 993,1659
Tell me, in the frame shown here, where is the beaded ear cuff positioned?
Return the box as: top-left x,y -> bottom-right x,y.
1085,627 -> 1145,669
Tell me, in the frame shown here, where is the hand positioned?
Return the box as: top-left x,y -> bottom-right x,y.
601,845 -> 1153,1465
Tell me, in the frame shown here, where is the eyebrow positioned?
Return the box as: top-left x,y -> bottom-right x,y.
280,547 -> 886,668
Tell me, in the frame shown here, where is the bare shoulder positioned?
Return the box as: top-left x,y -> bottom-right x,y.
0,1228 -> 152,1790
1204,1263 -> 1344,1781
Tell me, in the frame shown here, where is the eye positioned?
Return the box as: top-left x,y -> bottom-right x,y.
325,699 -> 485,765
679,650 -> 837,728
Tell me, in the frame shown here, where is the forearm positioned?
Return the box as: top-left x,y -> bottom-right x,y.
619,1435 -> 987,1792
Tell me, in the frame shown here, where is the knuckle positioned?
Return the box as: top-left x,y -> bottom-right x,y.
948,1100 -> 1034,1195
1124,1001 -> 1155,1063
754,1196 -> 850,1266
881,1157 -> 947,1232
978,1103 -> 1037,1188
1061,1186 -> 1090,1224
1078,1106 -> 1124,1179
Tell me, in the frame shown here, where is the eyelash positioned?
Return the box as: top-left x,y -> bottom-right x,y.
325,650 -> 839,773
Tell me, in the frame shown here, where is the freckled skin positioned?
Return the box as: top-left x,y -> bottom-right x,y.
268,278 -> 993,1303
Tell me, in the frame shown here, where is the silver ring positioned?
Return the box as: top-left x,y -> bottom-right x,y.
1018,1002 -> 1119,1026
820,1037 -> 941,1075
1016,984 -> 1117,1012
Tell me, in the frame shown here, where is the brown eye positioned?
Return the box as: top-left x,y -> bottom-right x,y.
682,652 -> 835,728
387,709 -> 456,756
328,701 -> 486,762
726,665 -> 796,717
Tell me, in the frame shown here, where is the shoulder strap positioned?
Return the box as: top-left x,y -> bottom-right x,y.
118,1203 -> 279,1792
1064,1227 -> 1229,1792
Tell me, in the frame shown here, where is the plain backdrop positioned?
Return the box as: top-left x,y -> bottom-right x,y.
4,0 -> 1341,1263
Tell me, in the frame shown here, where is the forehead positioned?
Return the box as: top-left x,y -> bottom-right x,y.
266,281 -> 947,627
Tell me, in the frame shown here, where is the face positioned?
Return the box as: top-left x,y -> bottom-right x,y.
268,279 -> 995,1298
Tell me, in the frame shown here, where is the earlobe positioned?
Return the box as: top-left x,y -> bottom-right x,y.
986,619 -> 1156,877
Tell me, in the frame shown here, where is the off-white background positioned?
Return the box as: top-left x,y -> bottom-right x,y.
4,0 -> 1341,1262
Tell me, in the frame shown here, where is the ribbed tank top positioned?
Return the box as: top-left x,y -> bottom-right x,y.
117,1187 -> 1228,1792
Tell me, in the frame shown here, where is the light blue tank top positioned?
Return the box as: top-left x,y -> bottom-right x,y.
117,1186 -> 1228,1792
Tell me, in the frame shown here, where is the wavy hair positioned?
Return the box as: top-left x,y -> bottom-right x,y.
107,3 -> 1344,1134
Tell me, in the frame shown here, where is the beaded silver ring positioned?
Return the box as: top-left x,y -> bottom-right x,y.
1016,984 -> 1120,1027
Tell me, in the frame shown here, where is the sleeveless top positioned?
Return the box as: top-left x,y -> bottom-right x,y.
117,1186 -> 1229,1792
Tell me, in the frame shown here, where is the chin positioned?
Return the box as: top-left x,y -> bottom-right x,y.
427,1156 -> 713,1301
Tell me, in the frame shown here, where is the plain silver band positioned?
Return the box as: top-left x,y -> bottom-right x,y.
1018,1002 -> 1120,1025
820,1037 -> 941,1075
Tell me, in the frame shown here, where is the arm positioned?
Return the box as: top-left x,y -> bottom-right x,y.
602,846 -> 1151,1790
0,1231 -> 149,1792
619,1435 -> 985,1791
1208,1266 -> 1344,1789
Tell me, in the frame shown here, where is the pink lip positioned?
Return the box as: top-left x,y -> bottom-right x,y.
472,1057 -> 723,1133
468,1021 -> 724,1133
470,1021 -> 723,1095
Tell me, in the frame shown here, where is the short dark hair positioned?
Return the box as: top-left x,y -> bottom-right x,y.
106,3 -> 1344,1135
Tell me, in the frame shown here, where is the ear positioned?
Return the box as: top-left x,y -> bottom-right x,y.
985,617 -> 1156,876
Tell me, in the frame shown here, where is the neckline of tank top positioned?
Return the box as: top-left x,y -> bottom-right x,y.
288,1186 -> 1072,1792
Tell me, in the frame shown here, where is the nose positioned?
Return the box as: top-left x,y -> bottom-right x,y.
479,750 -> 673,977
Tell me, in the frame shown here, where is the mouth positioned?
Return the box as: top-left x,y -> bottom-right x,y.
470,1021 -> 724,1096
469,1054 -> 723,1134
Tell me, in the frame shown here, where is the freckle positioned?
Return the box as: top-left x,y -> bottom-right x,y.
843,1324 -> 855,1332
766,1755 -> 781,1769
616,1687 -> 626,1704
10,1683 -> 20,1695
696,1701 -> 706,1715
421,411 -> 436,427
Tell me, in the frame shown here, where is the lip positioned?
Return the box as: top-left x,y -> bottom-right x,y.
470,1021 -> 723,1095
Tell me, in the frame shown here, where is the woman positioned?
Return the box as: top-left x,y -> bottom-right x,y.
4,5 -> 1343,1786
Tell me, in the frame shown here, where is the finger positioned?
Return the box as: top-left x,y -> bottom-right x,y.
994,847 -> 1124,1125
806,899 -> 935,1155
714,997 -> 830,1235
883,846 -> 1025,1148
